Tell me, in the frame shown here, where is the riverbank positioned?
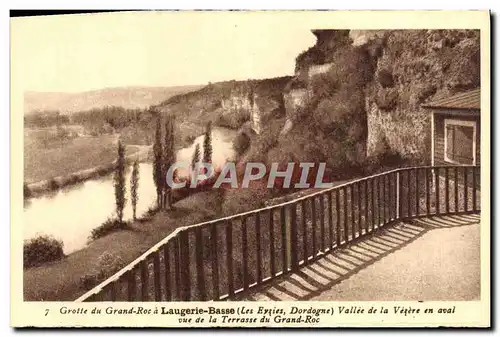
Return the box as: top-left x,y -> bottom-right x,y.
24,144 -> 151,199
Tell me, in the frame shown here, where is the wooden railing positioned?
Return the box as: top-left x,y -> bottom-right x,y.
75,165 -> 481,302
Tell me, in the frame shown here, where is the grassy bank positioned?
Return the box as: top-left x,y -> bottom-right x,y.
23,190 -> 222,301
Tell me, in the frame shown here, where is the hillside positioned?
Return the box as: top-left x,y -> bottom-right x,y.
156,77 -> 292,145
24,85 -> 204,115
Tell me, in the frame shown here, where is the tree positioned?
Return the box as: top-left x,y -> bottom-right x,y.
203,121 -> 213,164
114,140 -> 126,224
163,118 -> 175,209
192,143 -> 201,173
152,112 -> 163,207
130,160 -> 139,220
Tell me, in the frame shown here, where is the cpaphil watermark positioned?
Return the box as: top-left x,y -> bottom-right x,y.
165,162 -> 333,189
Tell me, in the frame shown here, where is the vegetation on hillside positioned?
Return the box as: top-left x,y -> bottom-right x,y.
24,235 -> 65,268
113,141 -> 127,224
130,161 -> 140,221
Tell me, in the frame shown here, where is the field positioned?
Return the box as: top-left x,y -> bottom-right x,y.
24,128 -> 139,184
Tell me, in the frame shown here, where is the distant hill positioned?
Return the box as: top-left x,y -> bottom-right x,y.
24,85 -> 204,115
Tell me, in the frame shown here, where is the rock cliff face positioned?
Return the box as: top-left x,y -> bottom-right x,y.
284,29 -> 480,165
357,29 -> 480,162
159,77 -> 290,139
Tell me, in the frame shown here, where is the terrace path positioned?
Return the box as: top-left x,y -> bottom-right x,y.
242,213 -> 481,301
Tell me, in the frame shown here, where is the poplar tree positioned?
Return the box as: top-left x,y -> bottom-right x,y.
152,112 -> 163,207
130,160 -> 139,220
203,121 -> 213,164
192,143 -> 201,173
163,118 -> 175,209
114,140 -> 126,225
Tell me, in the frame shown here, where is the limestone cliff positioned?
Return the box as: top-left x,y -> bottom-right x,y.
283,29 -> 480,166
158,77 -> 290,143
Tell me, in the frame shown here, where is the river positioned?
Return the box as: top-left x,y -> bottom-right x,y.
23,127 -> 238,254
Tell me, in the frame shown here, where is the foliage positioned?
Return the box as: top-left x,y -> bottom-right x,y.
203,121 -> 213,163
191,143 -> 201,172
70,106 -> 146,131
163,118 -> 175,208
152,113 -> 163,203
79,252 -> 125,290
233,132 -> 251,156
130,161 -> 139,220
24,110 -> 69,128
48,178 -> 60,190
377,68 -> 394,88
24,183 -> 32,199
114,141 -> 127,223
24,235 -> 65,268
89,217 -> 129,241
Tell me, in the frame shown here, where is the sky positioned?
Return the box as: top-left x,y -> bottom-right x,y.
11,11 -> 317,93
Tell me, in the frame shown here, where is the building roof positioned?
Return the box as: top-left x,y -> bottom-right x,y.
422,88 -> 480,110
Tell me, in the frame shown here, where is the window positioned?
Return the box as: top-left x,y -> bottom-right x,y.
444,119 -> 476,165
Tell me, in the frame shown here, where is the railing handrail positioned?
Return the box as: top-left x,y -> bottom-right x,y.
75,164 -> 479,302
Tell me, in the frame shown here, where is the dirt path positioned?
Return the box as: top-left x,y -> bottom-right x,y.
246,213 -> 480,301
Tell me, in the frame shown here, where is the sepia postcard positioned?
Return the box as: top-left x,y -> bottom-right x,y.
10,10 -> 490,328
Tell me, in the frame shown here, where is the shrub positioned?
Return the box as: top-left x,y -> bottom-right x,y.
377,68 -> 394,88
79,252 -> 126,290
90,217 -> 128,241
24,235 -> 65,268
48,178 -> 60,190
67,174 -> 80,185
79,273 -> 102,291
233,132 -> 251,156
375,88 -> 399,111
23,183 -> 32,199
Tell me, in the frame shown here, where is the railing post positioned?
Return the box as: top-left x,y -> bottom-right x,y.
268,209 -> 276,277
153,251 -> 161,301
210,222 -> 219,300
127,268 -> 136,301
472,166 -> 477,212
290,203 -> 298,271
195,227 -> 206,300
320,195 -> 325,252
364,179 -> 369,231
335,189 -> 341,247
225,221 -> 234,298
415,168 -> 420,216
454,166 -> 459,212
255,213 -> 262,285
328,192 -> 334,249
179,231 -> 190,301
173,236 -> 181,300
311,198 -> 317,256
280,207 -> 288,273
241,216 -> 249,291
370,180 -> 375,231
301,200 -> 308,265
163,244 -> 172,301
407,170 -> 411,218
464,166 -> 469,211
426,168 -> 431,215
445,167 -> 450,214
343,187 -> 348,241
435,167 -> 440,214
140,259 -> 149,301
351,185 -> 355,238
109,281 -> 117,302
